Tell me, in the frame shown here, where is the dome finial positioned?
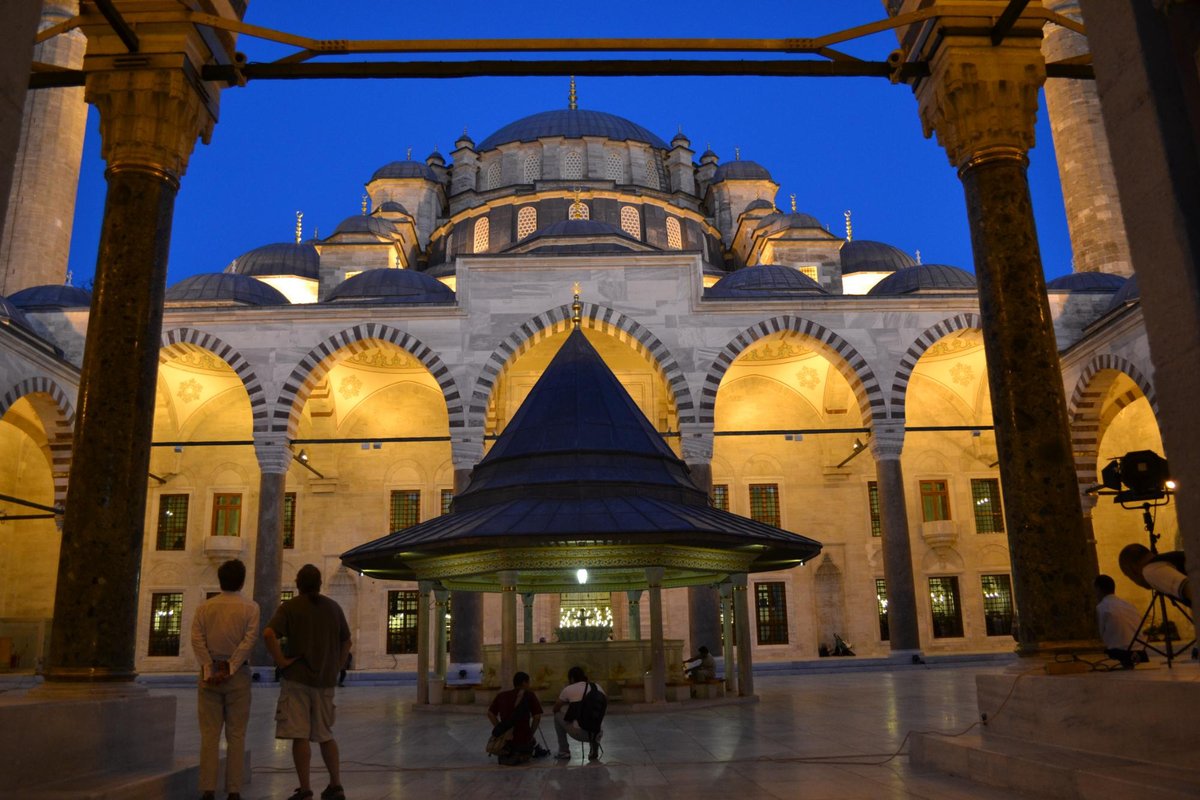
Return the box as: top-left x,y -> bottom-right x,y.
571,281 -> 582,328
734,146 -> 741,161
915,249 -> 922,265
568,75 -> 577,110
844,210 -> 852,242
361,194 -> 368,215
406,146 -> 412,161
790,193 -> 796,213
295,210 -> 303,244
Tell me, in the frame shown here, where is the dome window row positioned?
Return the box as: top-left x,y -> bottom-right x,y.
471,144 -> 666,190
517,206 -> 538,240
666,217 -> 682,250
473,217 -> 490,253
620,205 -> 640,239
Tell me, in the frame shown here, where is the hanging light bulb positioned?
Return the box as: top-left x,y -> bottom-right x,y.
576,568 -> 588,584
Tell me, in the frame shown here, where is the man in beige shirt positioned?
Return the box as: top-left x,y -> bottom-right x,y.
191,559 -> 260,800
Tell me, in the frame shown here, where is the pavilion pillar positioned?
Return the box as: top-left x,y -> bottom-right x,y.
732,573 -> 754,697
450,455 -> 483,668
625,589 -> 642,641
645,567 -> 667,703
251,441 -> 291,667
434,588 -> 449,678
682,423 -> 722,652
869,425 -> 922,658
499,571 -> 518,685
718,581 -> 736,695
521,592 -> 534,644
43,63 -> 218,685
416,581 -> 432,705
906,11 -> 1096,653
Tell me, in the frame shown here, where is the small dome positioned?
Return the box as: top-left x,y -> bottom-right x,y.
326,268 -> 454,304
370,161 -> 439,182
710,160 -> 772,182
707,265 -> 827,299
1045,272 -> 1127,292
755,212 -> 826,233
166,273 -> 289,306
840,239 -> 917,275
868,264 -> 977,295
376,201 -> 410,215
7,284 -> 92,310
225,242 -> 320,280
426,150 -> 445,166
1106,273 -> 1141,312
744,199 -> 776,213
699,148 -> 718,164
477,109 -> 669,151
330,215 -> 398,238
671,130 -> 691,148
455,131 -> 475,149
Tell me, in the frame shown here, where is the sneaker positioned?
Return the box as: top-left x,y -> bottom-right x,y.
320,787 -> 346,800
554,751 -> 571,760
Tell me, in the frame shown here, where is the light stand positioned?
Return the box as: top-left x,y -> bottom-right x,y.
1127,502 -> 1195,669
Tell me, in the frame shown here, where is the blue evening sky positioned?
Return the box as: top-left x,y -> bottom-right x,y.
65,1 -> 1073,287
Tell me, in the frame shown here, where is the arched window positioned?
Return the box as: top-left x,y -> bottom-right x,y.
523,154 -> 541,184
517,206 -> 537,240
486,161 -> 502,190
643,158 -> 661,190
620,205 -> 641,239
473,217 -> 490,253
605,152 -> 623,182
665,217 -> 682,250
563,150 -> 584,180
568,200 -> 590,220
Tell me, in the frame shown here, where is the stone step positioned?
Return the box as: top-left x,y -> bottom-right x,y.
912,731 -> 1200,800
22,758 -> 199,800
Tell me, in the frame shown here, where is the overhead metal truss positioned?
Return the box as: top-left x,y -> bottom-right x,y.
27,2 -> 1091,90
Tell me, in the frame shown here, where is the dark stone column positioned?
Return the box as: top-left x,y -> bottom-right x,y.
521,592 -> 534,645
732,573 -> 754,697
684,456 -> 722,653
449,465 -> 483,665
645,567 -> 666,703
718,581 -> 736,694
416,581 -> 431,704
625,589 -> 642,640
250,443 -> 290,666
870,427 -> 922,656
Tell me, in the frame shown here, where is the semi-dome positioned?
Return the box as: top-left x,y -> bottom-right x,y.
1045,272 -> 1126,292
325,268 -> 454,304
369,161 -> 439,182
225,242 -> 320,280
505,219 -> 647,254
166,272 -> 290,306
707,265 -> 827,299
840,239 -> 917,274
868,264 -> 977,295
330,215 -> 399,238
1106,273 -> 1140,312
710,160 -> 772,182
477,109 -> 670,151
7,284 -> 92,310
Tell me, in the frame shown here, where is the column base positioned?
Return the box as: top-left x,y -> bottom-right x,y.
31,675 -> 147,700
447,662 -> 482,685
886,648 -> 927,665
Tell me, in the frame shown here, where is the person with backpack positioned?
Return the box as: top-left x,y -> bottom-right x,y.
552,665 -> 606,761
487,671 -> 544,765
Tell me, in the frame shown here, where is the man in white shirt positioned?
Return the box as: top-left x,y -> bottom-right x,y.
1094,574 -> 1146,669
191,559 -> 260,800
552,665 -> 605,762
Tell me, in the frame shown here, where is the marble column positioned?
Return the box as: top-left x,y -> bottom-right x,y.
44,67 -> 216,684
625,589 -> 642,641
499,571 -> 518,685
434,588 -> 449,678
718,581 -> 736,695
521,592 -> 534,644
449,454 -> 483,667
908,19 -> 1096,653
682,425 -> 722,651
645,567 -> 666,703
251,442 -> 291,667
416,581 -> 432,705
732,573 -> 754,697
870,426 -> 922,657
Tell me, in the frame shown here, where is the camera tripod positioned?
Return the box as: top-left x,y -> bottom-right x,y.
1127,503 -> 1195,669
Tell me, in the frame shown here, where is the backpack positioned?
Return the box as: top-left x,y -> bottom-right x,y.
576,682 -> 607,737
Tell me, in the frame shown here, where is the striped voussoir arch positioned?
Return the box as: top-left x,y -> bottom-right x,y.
698,316 -> 884,424
888,313 -> 983,420
0,375 -> 77,511
161,328 -> 270,436
1068,353 -> 1158,490
274,323 -> 463,438
467,303 -> 696,430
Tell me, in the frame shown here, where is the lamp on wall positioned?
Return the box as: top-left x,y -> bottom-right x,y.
294,449 -> 325,479
835,437 -> 869,468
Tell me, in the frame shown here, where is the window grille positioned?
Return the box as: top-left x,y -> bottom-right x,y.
875,579 -> 890,641
711,484 -> 729,511
620,206 -> 641,239
971,478 -> 1005,533
919,480 -> 951,521
563,150 -> 584,179
148,592 -> 183,656
280,590 -> 294,602
486,160 -> 502,190
211,493 -> 242,537
156,494 -> 188,551
798,265 -> 819,281
868,481 -> 881,537
754,582 -> 789,644
981,574 -> 1014,636
605,152 -> 623,181
473,217 -> 490,253
389,490 -> 421,530
517,206 -> 537,240
568,200 -> 590,220
666,217 -> 682,250
643,158 -> 661,189
282,492 -> 296,549
749,483 -> 780,527
523,154 -> 541,183
929,576 -> 964,638
386,590 -> 419,654
441,489 -> 454,515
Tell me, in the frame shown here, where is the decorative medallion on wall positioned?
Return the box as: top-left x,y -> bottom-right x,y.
176,379 -> 202,403
795,365 -> 820,389
950,363 -> 974,386
339,375 -> 362,399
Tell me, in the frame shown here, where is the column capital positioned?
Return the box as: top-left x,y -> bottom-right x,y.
644,566 -> 664,587
909,13 -> 1046,171
253,440 -> 293,475
869,424 -> 905,460
498,570 -> 518,590
679,421 -> 714,464
625,589 -> 643,602
729,572 -> 748,588
451,432 -> 484,470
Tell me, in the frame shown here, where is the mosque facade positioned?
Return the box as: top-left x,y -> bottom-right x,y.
0,93 -> 1173,677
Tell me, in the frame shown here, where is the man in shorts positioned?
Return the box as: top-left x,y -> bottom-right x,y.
264,564 -> 352,800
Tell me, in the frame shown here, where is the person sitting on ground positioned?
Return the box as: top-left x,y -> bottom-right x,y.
553,666 -> 605,762
1118,544 -> 1191,604
1094,574 -> 1148,669
487,671 -> 543,765
683,645 -> 716,682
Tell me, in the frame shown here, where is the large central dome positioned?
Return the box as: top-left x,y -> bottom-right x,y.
477,109 -> 670,151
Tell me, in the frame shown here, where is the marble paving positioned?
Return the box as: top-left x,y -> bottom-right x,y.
166,665 -> 1041,799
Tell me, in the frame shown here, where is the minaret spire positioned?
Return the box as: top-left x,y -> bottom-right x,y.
295,211 -> 303,243
844,210 -> 853,242
568,75 -> 577,110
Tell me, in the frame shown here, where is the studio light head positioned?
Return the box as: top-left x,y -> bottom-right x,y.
1102,450 -> 1172,505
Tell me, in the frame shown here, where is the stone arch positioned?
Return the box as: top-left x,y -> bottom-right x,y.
467,303 -> 696,430
1067,353 -> 1159,489
0,375 -> 76,511
888,313 -> 983,420
274,324 -> 463,439
161,328 -> 270,436
699,316 -> 883,424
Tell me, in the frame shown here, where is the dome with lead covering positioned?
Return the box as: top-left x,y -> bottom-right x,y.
225,242 -> 320,280
166,272 -> 290,306
1106,273 -> 1140,312
707,265 -> 827,299
370,161 -> 440,182
868,264 -> 977,295
7,284 -> 92,310
1045,272 -> 1127,292
0,295 -> 35,331
326,268 -> 454,304
840,239 -> 917,275
755,212 -> 826,234
505,219 -> 648,254
477,109 -> 670,151
710,160 -> 772,182
330,215 -> 399,238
